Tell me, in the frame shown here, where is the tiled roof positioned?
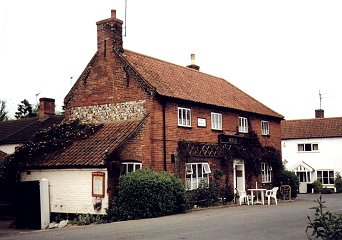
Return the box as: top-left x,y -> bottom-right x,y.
28,118 -> 146,168
0,116 -> 64,144
123,50 -> 283,119
281,117 -> 342,139
0,150 -> 7,161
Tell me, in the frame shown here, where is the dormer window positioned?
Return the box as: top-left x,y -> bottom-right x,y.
238,117 -> 248,133
178,107 -> 191,127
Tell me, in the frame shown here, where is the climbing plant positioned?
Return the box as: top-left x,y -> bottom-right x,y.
0,120 -> 103,199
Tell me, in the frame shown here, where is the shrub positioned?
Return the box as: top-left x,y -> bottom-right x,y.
186,180 -> 220,208
275,169 -> 299,199
312,180 -> 323,193
321,188 -> 333,194
306,194 -> 342,239
335,173 -> 342,193
107,169 -> 186,221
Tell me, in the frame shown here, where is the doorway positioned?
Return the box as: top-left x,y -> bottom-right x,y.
233,160 -> 245,193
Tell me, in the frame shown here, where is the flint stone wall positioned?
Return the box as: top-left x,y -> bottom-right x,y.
69,100 -> 145,123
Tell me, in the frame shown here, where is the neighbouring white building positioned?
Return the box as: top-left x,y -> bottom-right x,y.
281,109 -> 342,193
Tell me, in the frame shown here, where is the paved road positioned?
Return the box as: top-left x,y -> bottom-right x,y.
1,194 -> 342,240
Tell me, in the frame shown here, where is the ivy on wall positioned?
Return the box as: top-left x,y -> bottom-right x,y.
228,132 -> 282,180
1,120 -> 103,186
178,131 -> 282,181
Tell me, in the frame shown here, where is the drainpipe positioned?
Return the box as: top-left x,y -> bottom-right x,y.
162,100 -> 167,171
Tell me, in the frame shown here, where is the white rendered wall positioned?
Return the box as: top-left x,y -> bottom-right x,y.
0,144 -> 20,154
282,137 -> 342,178
21,168 -> 108,215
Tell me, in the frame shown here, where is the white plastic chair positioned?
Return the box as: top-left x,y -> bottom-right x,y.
265,187 -> 279,205
236,188 -> 251,205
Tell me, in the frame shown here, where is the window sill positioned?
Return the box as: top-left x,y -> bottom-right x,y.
178,125 -> 192,128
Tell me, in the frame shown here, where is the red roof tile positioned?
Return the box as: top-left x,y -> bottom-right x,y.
29,118 -> 146,168
123,50 -> 283,119
0,116 -> 63,144
281,117 -> 342,139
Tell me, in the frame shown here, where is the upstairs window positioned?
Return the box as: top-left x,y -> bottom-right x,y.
261,162 -> 272,183
238,117 -> 248,133
120,162 -> 142,176
211,112 -> 222,130
261,121 -> 269,135
178,107 -> 191,127
298,143 -> 319,152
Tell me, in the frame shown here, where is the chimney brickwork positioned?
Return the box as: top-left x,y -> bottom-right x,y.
39,98 -> 55,119
96,9 -> 123,56
315,109 -> 324,118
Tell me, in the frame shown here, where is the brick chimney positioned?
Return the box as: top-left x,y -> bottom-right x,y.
315,109 -> 324,118
186,54 -> 200,71
39,98 -> 55,119
96,9 -> 123,56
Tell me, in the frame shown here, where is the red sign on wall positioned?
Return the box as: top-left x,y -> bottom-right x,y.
92,172 -> 105,198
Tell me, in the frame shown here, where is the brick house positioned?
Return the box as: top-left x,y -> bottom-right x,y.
21,10 -> 283,215
281,109 -> 342,193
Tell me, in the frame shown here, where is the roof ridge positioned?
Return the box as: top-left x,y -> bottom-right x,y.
283,116 -> 342,122
123,49 -> 230,83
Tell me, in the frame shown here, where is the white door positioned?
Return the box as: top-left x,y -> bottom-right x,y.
234,160 -> 245,192
296,171 -> 311,193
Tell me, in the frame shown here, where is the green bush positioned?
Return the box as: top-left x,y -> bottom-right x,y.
275,169 -> 299,199
306,194 -> 342,239
335,173 -> 342,193
186,180 -> 220,208
312,180 -> 323,193
107,169 -> 186,221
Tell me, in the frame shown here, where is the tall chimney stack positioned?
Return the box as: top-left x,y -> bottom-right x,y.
96,9 -> 123,56
315,109 -> 324,118
39,98 -> 55,119
186,53 -> 200,71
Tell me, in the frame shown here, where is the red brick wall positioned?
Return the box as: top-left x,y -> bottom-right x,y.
149,100 -> 281,174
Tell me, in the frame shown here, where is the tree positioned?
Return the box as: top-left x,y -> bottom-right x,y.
0,100 -> 9,121
14,99 -> 37,119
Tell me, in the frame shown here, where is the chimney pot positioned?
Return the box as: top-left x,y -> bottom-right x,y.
191,53 -> 196,65
186,53 -> 200,71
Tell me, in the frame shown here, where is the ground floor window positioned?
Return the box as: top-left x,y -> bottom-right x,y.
185,162 -> 211,190
317,170 -> 334,185
120,162 -> 142,175
261,162 -> 272,183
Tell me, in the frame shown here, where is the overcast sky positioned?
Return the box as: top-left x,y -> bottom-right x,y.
1,0 -> 342,120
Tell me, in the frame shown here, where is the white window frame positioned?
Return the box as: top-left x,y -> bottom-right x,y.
120,162 -> 142,176
185,162 -> 211,190
238,117 -> 248,133
178,107 -> 191,127
297,143 -> 319,152
211,112 -> 222,130
317,170 -> 335,185
261,120 -> 269,135
261,162 -> 272,183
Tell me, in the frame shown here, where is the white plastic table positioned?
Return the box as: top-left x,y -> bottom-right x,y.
248,189 -> 266,205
